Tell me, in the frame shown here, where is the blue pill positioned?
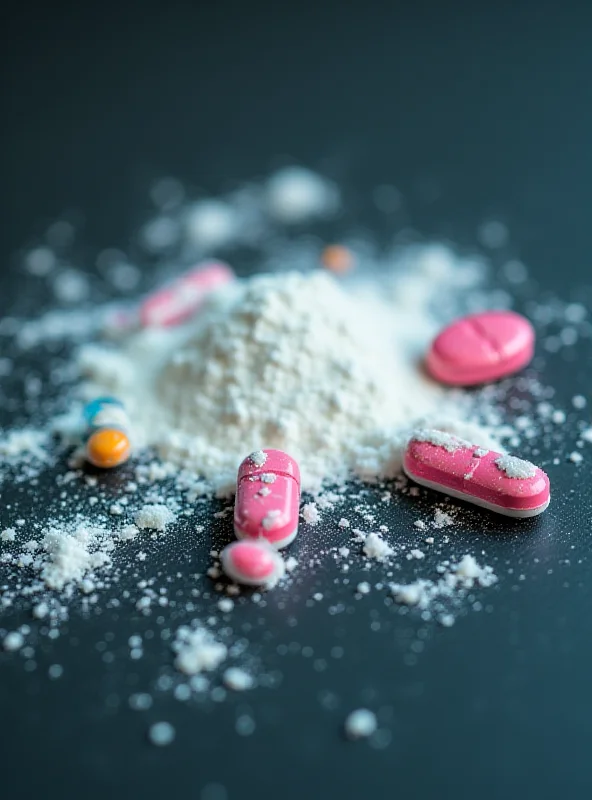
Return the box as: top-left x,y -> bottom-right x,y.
83,397 -> 125,426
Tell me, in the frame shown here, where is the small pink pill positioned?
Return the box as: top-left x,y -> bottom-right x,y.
403,429 -> 550,518
220,540 -> 285,587
139,261 -> 234,328
426,310 -> 535,386
234,449 -> 301,549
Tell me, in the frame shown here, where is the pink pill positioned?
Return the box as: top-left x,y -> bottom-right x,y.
220,540 -> 285,587
403,429 -> 550,518
234,449 -> 301,549
139,261 -> 234,328
426,310 -> 535,386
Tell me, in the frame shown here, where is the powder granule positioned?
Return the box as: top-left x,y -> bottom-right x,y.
223,667 -> 254,691
344,709 -> 378,740
172,625 -> 227,675
363,532 -> 394,562
3,631 -> 25,652
134,504 -> 176,532
301,503 -> 320,525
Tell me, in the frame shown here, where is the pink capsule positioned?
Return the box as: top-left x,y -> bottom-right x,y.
234,449 -> 301,549
220,540 -> 285,587
139,261 -> 234,328
403,429 -> 550,518
426,310 -> 535,386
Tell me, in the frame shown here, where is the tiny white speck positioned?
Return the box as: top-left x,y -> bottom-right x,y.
148,721 -> 176,746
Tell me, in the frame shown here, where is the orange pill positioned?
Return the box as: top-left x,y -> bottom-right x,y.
86,428 -> 131,469
321,245 -> 354,274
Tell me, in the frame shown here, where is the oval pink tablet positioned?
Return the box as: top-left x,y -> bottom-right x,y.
220,540 -> 285,587
234,449 -> 301,549
426,310 -> 535,386
403,429 -> 550,518
139,261 -> 234,328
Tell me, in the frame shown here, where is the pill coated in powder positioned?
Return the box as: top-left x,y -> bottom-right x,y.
403,429 -> 550,518
426,310 -> 535,386
220,540 -> 285,587
234,449 -> 301,549
139,261 -> 234,328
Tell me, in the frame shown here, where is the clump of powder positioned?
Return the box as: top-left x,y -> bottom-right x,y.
80,263 -> 499,494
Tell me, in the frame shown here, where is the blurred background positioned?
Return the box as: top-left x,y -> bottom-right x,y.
3,0 -> 592,291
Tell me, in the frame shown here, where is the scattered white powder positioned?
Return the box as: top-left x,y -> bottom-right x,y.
173,625 -> 227,675
134,504 -> 175,532
338,518 -> 350,528
148,721 -> 176,747
433,509 -> 454,529
569,451 -> 584,465
390,555 -> 497,610
495,455 -> 537,479
344,709 -> 377,740
363,532 -> 394,562
3,631 -> 25,652
217,598 -> 234,613
266,166 -> 339,223
1,528 -> 16,542
302,503 -> 320,525
185,200 -> 238,250
223,667 -> 254,691
41,524 -> 113,590
0,429 -> 49,461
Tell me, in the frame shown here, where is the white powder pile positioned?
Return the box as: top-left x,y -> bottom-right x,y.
80,261 -> 499,495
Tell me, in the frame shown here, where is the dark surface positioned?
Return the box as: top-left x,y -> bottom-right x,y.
2,2 -> 592,799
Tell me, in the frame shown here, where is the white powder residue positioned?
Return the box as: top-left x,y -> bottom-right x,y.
495,455 -> 537,479
173,625 -> 227,675
223,667 -> 254,691
390,554 -> 497,610
301,502 -> 320,525
344,709 -> 377,740
0,429 -> 50,461
148,721 -> 176,747
134,504 -> 176,532
363,532 -> 394,562
41,524 -> 114,590
3,631 -> 25,652
411,428 -> 472,452
248,450 -> 267,467
569,451 -> 584,465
